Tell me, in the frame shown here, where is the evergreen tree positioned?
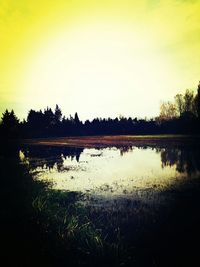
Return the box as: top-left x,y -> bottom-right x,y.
1,109 -> 19,137
74,112 -> 80,124
55,104 -> 62,122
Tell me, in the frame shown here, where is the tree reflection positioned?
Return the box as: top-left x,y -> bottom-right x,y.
21,145 -> 84,171
159,146 -> 200,175
118,144 -> 200,175
119,145 -> 133,156
20,144 -> 200,175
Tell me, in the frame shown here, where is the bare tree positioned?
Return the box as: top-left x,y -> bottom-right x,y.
159,101 -> 178,121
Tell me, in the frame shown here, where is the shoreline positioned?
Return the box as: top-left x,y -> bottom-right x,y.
21,134 -> 200,149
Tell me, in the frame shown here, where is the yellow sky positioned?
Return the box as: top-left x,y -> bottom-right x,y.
0,0 -> 200,120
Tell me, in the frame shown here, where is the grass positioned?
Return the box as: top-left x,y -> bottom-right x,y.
29,174 -> 200,267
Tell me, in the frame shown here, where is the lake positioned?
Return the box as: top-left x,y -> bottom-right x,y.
20,142 -> 200,206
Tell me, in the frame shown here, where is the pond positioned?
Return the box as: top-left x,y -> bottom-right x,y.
20,143 -> 200,204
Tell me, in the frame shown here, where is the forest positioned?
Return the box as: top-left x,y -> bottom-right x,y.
1,82 -> 200,138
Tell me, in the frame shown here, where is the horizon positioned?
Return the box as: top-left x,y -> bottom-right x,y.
1,0 -> 200,121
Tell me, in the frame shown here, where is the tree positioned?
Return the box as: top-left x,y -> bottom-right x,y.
74,112 -> 80,124
175,94 -> 184,116
159,101 -> 178,121
55,104 -> 62,123
44,107 -> 55,127
174,89 -> 198,119
27,109 -> 44,126
1,109 -> 19,137
1,109 -> 19,126
195,81 -> 200,118
183,89 -> 194,113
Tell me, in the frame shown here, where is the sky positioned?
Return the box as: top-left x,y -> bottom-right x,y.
0,0 -> 200,121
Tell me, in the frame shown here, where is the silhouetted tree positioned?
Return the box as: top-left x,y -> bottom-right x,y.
195,81 -> 200,119
74,112 -> 80,124
55,104 -> 62,123
27,109 -> 44,126
184,89 -> 194,113
44,107 -> 55,127
0,109 -> 19,138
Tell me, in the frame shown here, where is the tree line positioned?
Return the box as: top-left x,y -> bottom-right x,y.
1,82 -> 200,138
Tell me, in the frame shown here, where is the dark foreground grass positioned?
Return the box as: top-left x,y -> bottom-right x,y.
1,140 -> 200,267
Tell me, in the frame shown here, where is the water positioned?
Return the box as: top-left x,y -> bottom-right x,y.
20,144 -> 200,201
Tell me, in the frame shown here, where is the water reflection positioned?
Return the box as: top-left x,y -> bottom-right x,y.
20,146 -> 83,171
20,144 -> 200,196
160,147 -> 200,175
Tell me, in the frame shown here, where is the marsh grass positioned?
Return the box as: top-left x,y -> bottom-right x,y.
31,188 -> 130,266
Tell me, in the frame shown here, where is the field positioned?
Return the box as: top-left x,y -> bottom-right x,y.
22,134 -> 200,148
